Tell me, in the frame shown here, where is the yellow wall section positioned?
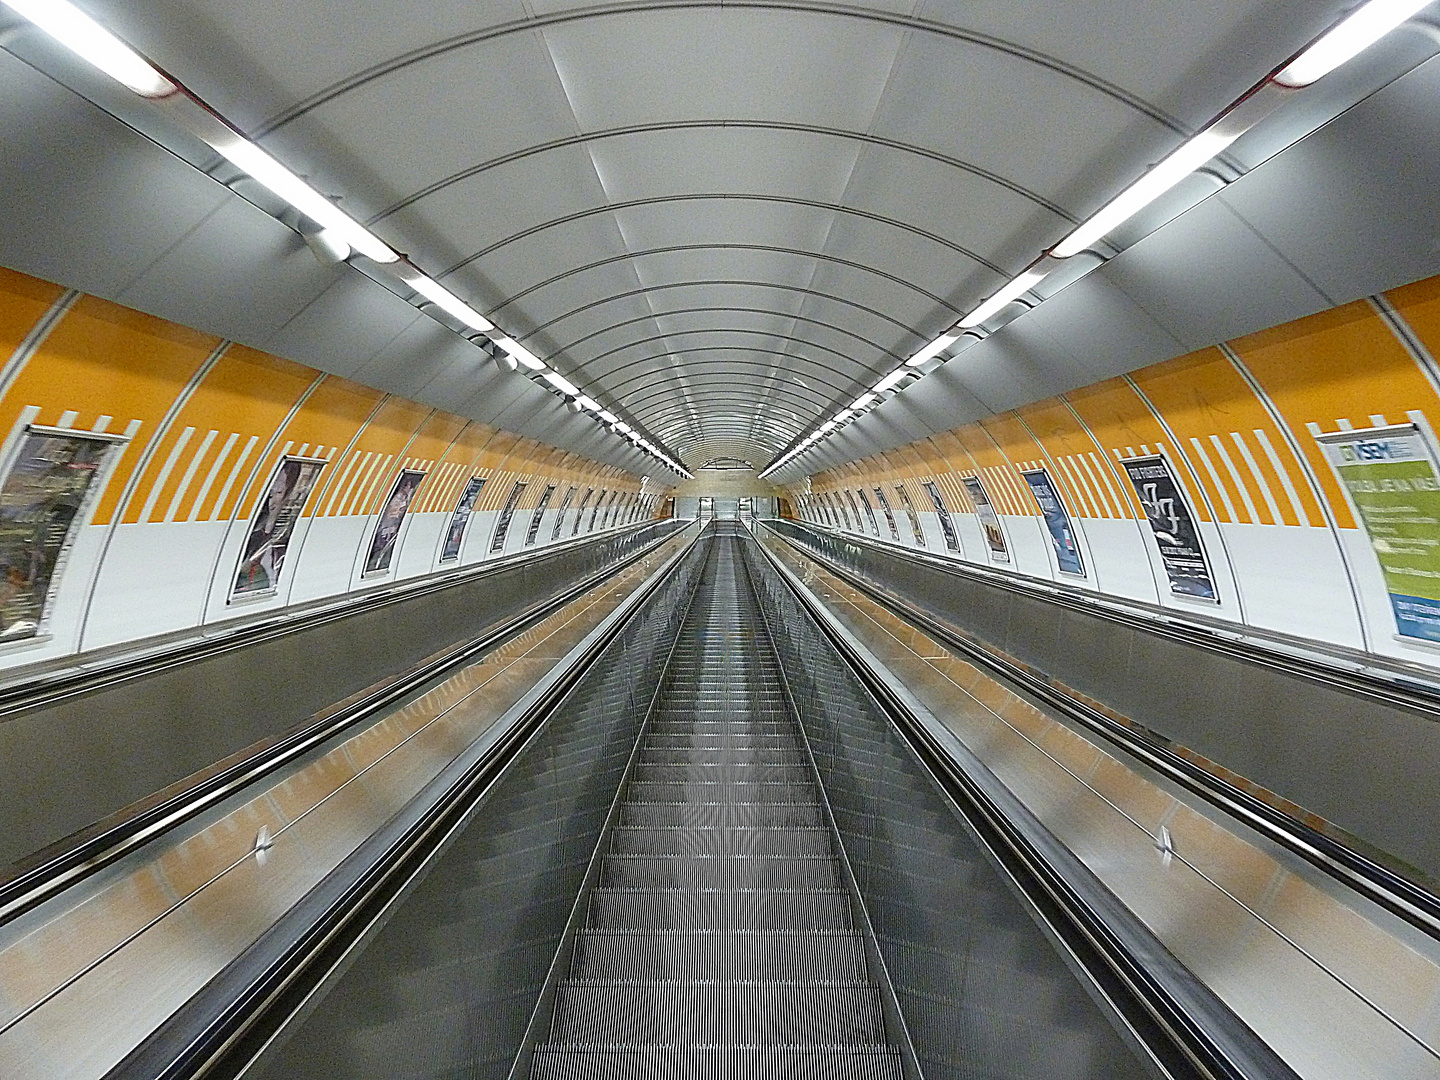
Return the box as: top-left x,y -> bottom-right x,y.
1130,348 -> 1324,529
7,295 -> 221,526
123,345 -> 318,525
0,267 -> 643,554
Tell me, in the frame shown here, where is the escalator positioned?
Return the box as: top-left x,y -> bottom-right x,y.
168,524 -> 1252,1080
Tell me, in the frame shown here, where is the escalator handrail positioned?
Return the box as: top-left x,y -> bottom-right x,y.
0,520 -> 689,927
743,528 -> 1301,1080
761,520 -> 1440,942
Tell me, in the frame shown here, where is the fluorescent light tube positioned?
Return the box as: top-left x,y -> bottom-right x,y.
213,137 -> 396,263
1052,129 -> 1238,258
1276,0 -> 1434,86
851,393 -> 878,410
496,337 -> 545,370
577,396 -> 599,412
873,368 -> 909,393
409,276 -> 493,331
960,269 -> 1048,327
616,422 -> 633,433
543,371 -> 578,395
599,410 -> 618,423
906,332 -> 960,367
834,408 -> 854,421
820,420 -> 836,432
4,0 -> 174,97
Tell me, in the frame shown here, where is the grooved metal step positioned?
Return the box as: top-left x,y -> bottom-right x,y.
530,533 -> 901,1078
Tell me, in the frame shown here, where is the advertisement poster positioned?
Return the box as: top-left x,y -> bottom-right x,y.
922,480 -> 960,552
525,484 -> 556,546
872,487 -> 901,540
363,469 -> 425,576
492,481 -> 528,551
857,489 -> 880,535
960,475 -> 1009,562
895,484 -> 927,546
1021,468 -> 1084,577
232,455 -> 327,600
1120,455 -> 1217,601
0,426 -> 120,638
571,488 -> 594,536
440,476 -> 486,563
843,490 -> 862,531
550,486 -> 576,542
1318,424 -> 1440,642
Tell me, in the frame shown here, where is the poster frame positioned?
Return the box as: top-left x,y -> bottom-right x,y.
0,422 -> 130,644
872,486 -> 901,541
1314,420 -> 1440,646
960,474 -> 1010,563
1020,467 -> 1086,578
361,467 -> 426,578
491,480 -> 529,552
921,479 -> 960,554
229,453 -> 329,603
438,475 -> 486,564
1118,452 -> 1219,604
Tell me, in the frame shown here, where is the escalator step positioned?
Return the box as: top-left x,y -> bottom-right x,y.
548,981 -> 890,1043
530,1042 -> 904,1080
568,929 -> 869,982
585,887 -> 854,931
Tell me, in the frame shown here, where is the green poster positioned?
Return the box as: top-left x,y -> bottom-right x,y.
1320,424 -> 1440,642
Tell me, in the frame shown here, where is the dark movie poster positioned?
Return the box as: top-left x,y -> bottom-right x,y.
232,456 -> 326,600
1121,455 -> 1217,601
1021,468 -> 1084,577
364,469 -> 425,576
440,476 -> 486,563
0,428 -> 117,639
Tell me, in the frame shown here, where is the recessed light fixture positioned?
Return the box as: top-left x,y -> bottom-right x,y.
543,371 -> 579,396
495,337 -> 545,371
1276,0 -> 1435,86
2,0 -> 174,97
905,332 -> 961,367
408,275 -> 493,331
959,269 -> 1050,327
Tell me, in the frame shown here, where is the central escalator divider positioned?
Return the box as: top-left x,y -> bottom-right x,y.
530,527 -> 906,1079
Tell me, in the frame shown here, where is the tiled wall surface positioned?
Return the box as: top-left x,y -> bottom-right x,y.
0,268 -> 655,672
789,274 -> 1440,669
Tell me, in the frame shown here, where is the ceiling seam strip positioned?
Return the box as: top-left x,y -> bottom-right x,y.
492,243 -> 962,318
257,0 -> 1184,137
525,280 -> 930,340
580,328 -> 897,372
551,305 -> 915,359
440,193 -> 1007,279
366,121 -> 1077,225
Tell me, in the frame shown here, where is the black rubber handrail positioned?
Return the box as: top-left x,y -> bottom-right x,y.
775,520 -> 1440,716
761,520 -> 1440,943
744,529 -> 1300,1080
0,521 -> 688,926
0,521 -> 678,724
103,528 -> 707,1080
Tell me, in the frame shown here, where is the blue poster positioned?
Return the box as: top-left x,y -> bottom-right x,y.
1021,468 -> 1084,577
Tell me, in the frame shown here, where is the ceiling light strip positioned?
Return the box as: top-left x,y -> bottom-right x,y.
0,0 -> 691,476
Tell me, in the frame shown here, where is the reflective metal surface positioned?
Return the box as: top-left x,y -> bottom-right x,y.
757,525 -> 1440,1079
0,527 -> 699,1080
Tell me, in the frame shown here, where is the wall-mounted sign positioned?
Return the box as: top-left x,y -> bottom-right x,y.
232,455 -> 326,601
872,487 -> 901,541
1120,454 -> 1216,601
1317,423 -> 1440,643
493,481 -> 529,550
960,475 -> 1009,562
921,480 -> 959,552
1021,468 -> 1084,577
364,468 -> 425,576
0,424 -> 126,637
440,475 -> 486,563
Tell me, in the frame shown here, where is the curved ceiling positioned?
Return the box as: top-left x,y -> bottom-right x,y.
17,0 -> 1360,467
